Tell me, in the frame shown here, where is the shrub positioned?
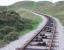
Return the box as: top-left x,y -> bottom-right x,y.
0,10 -> 33,44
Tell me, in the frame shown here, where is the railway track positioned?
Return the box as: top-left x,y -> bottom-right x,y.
16,15 -> 58,50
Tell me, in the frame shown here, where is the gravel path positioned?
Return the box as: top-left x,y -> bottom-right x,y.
55,18 -> 64,50
49,15 -> 64,50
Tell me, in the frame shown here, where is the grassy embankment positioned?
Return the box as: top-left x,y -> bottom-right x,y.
9,1 -> 64,25
16,10 -> 42,35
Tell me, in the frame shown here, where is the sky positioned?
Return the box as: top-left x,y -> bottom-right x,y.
0,0 -> 63,6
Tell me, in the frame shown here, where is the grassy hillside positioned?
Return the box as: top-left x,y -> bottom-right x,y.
36,1 -> 64,25
9,1 -> 64,25
0,10 -> 33,47
8,1 -> 38,10
0,10 -> 42,47
0,3 -> 42,47
16,9 -> 42,35
1,1 -> 64,27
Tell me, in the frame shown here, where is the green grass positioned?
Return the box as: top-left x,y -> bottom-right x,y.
16,9 -> 42,36
19,17 -> 42,36
19,30 -> 31,35
51,12 -> 64,25
7,1 -> 64,25
7,1 -> 64,26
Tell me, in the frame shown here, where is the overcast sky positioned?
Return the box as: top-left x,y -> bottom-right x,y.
0,0 -> 63,6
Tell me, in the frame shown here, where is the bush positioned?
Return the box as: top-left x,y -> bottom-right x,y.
3,32 -> 19,42
0,10 -> 33,44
